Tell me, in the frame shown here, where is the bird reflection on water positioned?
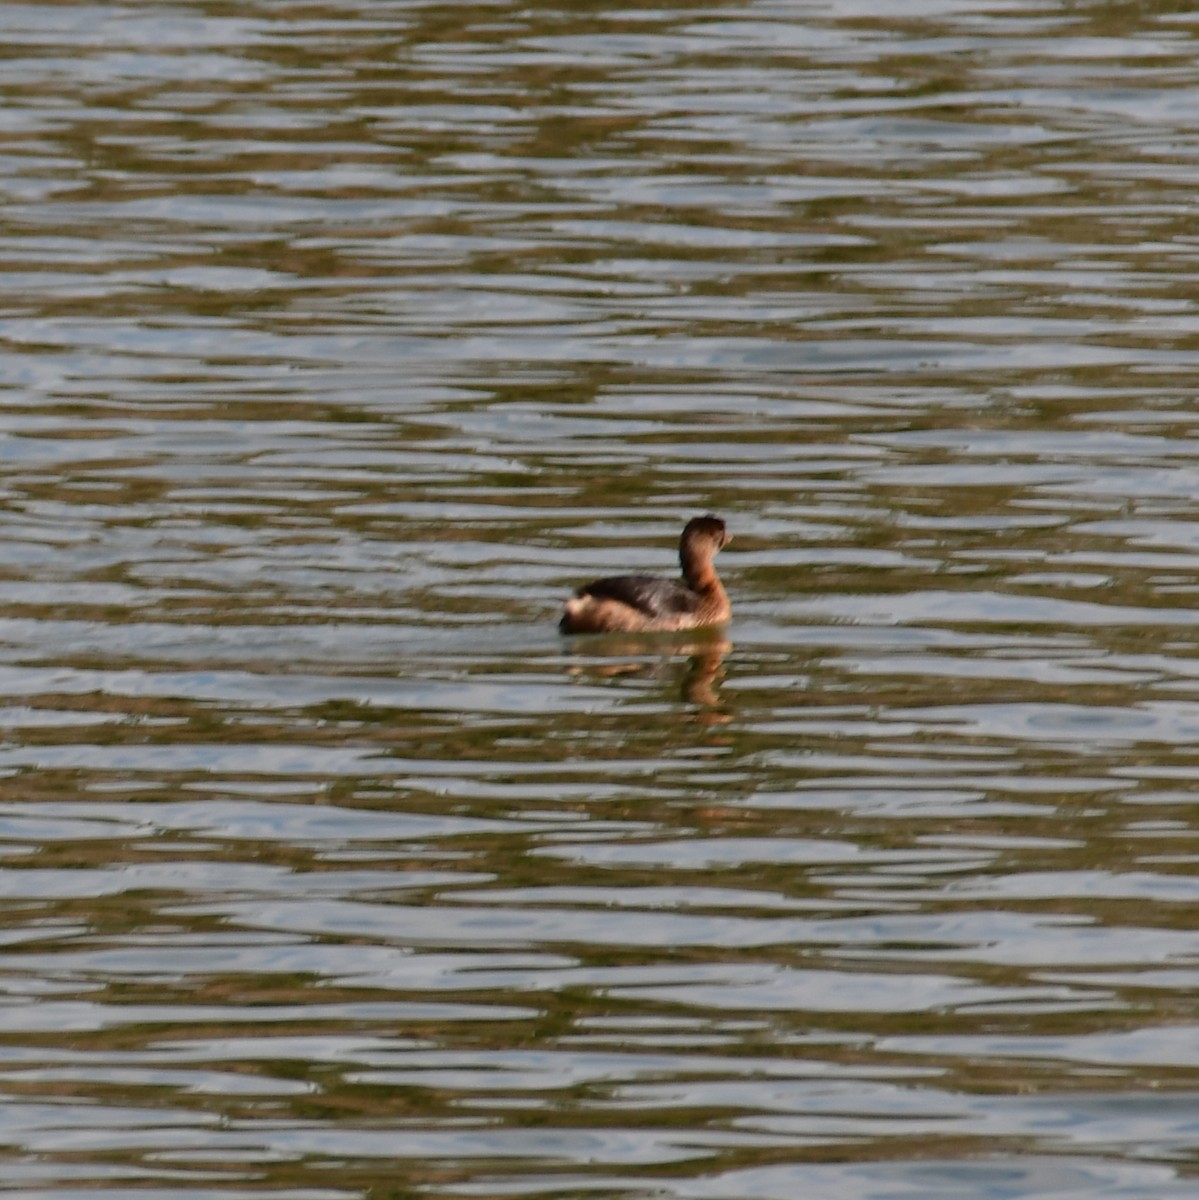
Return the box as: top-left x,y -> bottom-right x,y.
561,635 -> 732,714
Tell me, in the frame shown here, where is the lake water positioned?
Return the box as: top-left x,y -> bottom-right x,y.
1,2 -> 1198,1197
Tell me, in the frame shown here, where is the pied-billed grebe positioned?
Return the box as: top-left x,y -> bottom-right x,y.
559,514 -> 732,635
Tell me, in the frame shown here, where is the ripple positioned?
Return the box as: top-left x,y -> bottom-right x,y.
0,0 -> 1196,1196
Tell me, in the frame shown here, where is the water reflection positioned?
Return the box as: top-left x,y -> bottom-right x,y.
563,636 -> 731,709
2,0 -> 1199,1197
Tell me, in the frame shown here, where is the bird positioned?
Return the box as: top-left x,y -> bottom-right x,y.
559,515 -> 731,634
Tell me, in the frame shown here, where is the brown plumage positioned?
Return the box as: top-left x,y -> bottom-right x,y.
559,515 -> 732,635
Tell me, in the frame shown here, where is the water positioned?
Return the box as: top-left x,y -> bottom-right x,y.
0,1 -> 1198,1196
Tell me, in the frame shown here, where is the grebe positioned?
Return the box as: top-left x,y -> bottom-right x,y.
559,515 -> 732,635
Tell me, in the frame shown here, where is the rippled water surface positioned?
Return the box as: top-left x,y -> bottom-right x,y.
3,1 -> 1199,1196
